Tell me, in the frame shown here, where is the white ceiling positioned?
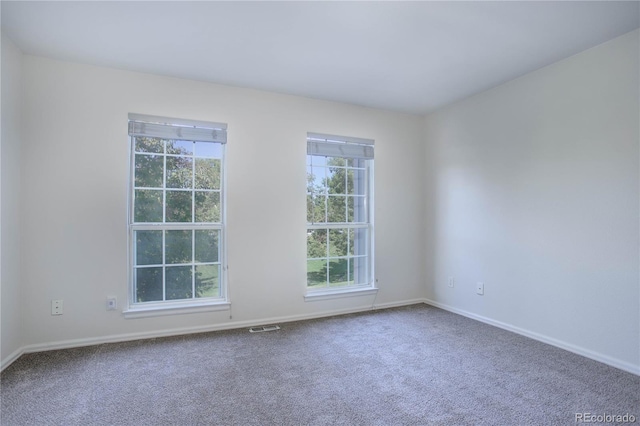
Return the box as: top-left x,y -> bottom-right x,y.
2,1 -> 638,115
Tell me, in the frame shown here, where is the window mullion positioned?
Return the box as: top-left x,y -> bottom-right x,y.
191,144 -> 196,300
192,146 -> 196,224
344,165 -> 348,223
191,229 -> 196,300
323,194 -> 328,225
162,140 -> 167,223
365,162 -> 370,222
347,228 -> 351,284
323,162 -> 329,288
325,226 -> 329,288
162,230 -> 166,301
309,223 -> 366,230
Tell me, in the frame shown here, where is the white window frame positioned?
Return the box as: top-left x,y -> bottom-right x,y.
305,132 -> 376,300
125,114 -> 229,317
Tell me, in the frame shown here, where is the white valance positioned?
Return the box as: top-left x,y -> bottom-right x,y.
307,132 -> 374,159
128,113 -> 227,144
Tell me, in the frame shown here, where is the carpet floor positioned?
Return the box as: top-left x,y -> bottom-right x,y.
1,304 -> 638,425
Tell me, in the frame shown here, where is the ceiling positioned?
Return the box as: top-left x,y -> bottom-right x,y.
2,1 -> 638,115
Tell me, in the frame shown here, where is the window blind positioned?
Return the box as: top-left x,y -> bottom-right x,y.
128,113 -> 227,144
307,132 -> 374,159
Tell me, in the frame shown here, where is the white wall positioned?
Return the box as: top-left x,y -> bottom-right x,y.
424,30 -> 639,373
1,33 -> 24,365
5,26 -> 637,376
16,55 -> 425,350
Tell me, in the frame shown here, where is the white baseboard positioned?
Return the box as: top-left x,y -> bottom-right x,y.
7,298 -> 635,376
423,298 -> 640,376
1,298 -> 426,371
373,298 -> 427,310
0,347 -> 24,371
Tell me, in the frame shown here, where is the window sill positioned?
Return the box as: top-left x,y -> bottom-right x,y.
123,301 -> 231,319
304,286 -> 378,302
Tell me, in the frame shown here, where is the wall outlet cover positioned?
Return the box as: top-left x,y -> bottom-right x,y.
106,297 -> 117,310
51,299 -> 63,315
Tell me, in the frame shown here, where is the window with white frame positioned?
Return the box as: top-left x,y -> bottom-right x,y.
128,114 -> 227,308
306,133 -> 374,292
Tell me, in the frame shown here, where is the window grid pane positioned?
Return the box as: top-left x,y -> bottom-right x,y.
306,148 -> 372,290
133,139 -> 223,225
131,135 -> 224,304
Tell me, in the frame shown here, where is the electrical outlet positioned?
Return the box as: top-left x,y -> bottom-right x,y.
476,282 -> 484,295
51,299 -> 63,315
106,297 -> 117,311
448,277 -> 454,288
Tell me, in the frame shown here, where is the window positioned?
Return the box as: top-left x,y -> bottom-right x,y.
128,114 -> 227,312
306,133 -> 374,294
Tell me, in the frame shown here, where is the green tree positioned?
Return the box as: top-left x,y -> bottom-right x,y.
306,157 -> 357,286
134,138 -> 222,302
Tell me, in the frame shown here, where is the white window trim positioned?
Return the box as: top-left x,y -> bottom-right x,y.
305,133 -> 375,299
127,114 -> 229,316
304,286 -> 378,302
123,300 -> 231,319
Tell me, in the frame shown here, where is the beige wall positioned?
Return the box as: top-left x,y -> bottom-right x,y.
15,54 -> 425,351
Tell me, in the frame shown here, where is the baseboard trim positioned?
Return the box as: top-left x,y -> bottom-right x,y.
0,347 -> 24,372
373,298 -> 427,310
11,298 -> 633,376
1,298 -> 426,371
423,298 -> 640,376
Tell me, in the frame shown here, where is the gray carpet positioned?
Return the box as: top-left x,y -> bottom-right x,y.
1,304 -> 638,425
